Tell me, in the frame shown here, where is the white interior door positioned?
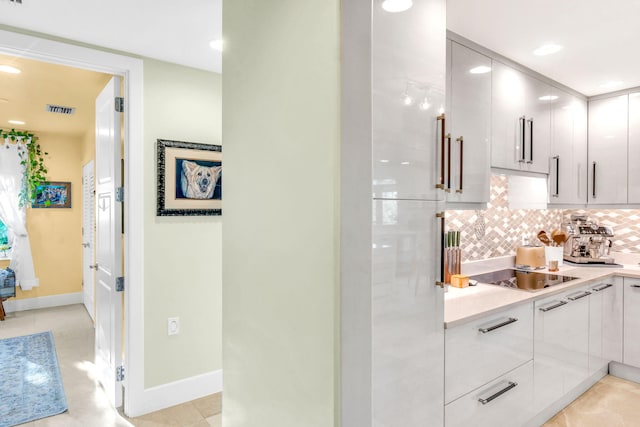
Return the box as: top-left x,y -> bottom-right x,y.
94,76 -> 123,407
82,160 -> 96,321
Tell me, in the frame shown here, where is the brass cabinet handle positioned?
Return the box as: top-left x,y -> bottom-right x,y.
436,114 -> 446,189
456,136 -> 464,193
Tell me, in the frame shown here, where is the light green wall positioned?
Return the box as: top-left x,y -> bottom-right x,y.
222,1 -> 341,426
144,58 -> 222,387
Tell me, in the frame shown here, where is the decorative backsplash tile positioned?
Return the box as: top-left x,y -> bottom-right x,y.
446,175 -> 564,262
447,175 -> 640,261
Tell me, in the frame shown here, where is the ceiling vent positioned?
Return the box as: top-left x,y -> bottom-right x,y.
46,104 -> 76,115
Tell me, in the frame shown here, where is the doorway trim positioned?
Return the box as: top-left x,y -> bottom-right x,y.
0,29 -> 145,416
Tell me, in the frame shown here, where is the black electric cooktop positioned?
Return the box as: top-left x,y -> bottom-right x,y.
470,269 -> 579,291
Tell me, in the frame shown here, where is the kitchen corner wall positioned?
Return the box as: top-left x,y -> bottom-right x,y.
447,175 -> 640,261
446,175 -> 563,261
563,209 -> 640,253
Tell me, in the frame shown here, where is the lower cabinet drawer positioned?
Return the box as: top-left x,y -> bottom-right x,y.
445,302 -> 533,403
445,360 -> 534,427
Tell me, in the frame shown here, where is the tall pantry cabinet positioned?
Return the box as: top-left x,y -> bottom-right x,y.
342,0 -> 447,425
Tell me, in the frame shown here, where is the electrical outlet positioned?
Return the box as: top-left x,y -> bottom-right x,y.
168,317 -> 180,336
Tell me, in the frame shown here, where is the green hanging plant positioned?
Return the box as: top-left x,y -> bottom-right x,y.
1,129 -> 49,207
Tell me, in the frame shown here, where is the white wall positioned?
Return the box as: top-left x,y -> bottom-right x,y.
222,1 -> 342,426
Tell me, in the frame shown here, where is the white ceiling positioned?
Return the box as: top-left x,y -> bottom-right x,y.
0,0 -> 222,73
447,0 -> 640,96
0,0 -> 637,98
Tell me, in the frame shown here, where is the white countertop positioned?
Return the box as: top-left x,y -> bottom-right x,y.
444,260 -> 640,329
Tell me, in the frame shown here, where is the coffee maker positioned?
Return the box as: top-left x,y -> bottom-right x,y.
562,214 -> 616,264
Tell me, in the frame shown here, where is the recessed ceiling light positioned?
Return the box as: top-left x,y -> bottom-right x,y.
209,39 -> 223,51
380,159 -> 390,163
8,120 -> 25,125
533,43 -> 563,56
469,65 -> 491,74
0,65 -> 21,74
382,0 -> 413,13
401,161 -> 410,165
600,81 -> 623,89
538,95 -> 559,101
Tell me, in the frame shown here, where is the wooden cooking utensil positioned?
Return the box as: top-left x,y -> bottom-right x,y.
537,230 -> 551,246
552,233 -> 565,247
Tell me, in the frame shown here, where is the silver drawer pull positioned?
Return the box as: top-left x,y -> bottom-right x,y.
479,317 -> 518,334
568,291 -> 591,301
631,285 -> 640,288
593,283 -> 613,292
539,300 -> 568,312
478,381 -> 518,405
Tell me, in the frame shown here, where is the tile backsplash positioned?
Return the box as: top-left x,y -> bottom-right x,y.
446,175 -> 564,262
447,175 -> 640,261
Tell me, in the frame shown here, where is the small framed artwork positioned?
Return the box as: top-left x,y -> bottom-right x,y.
32,181 -> 72,208
156,139 -> 222,216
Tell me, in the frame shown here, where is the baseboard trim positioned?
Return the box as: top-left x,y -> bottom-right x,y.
609,361 -> 640,384
127,369 -> 222,417
3,292 -> 83,313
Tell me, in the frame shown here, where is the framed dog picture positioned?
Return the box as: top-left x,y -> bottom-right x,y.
156,139 -> 222,216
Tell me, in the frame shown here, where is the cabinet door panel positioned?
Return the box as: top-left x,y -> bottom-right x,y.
549,89 -> 588,205
372,0 -> 445,201
628,93 -> 640,202
602,278 -> 623,363
534,291 -> 589,411
372,199 -> 444,426
624,278 -> 640,367
588,95 -> 628,204
491,61 -> 526,170
447,41 -> 491,204
523,75 -> 551,174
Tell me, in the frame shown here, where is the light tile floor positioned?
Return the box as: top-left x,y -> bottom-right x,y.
0,304 -> 221,426
543,375 -> 640,427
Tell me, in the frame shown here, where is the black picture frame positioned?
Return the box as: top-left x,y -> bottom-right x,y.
156,139 -> 222,216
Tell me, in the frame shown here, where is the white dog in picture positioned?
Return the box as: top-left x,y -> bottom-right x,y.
180,160 -> 221,199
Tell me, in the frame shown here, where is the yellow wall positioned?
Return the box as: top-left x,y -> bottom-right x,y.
18,132 -> 84,299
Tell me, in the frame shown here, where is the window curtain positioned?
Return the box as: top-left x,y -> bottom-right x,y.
0,140 -> 38,290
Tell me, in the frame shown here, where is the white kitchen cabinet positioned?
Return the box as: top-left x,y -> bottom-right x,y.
445,361 -> 534,427
369,1 -> 446,425
445,41 -> 491,204
627,92 -> 640,203
371,0 -> 445,202
623,278 -> 640,367
445,302 -> 533,403
548,88 -> 588,205
491,61 -> 551,174
372,199 -> 445,425
589,278 -> 623,375
533,288 -> 590,412
587,94 -> 628,204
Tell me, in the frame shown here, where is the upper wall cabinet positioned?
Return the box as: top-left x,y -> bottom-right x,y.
445,41 -> 491,205
371,2 -> 446,202
491,61 -> 551,174
588,95 -> 628,205
548,88 -> 588,205
628,93 -> 640,203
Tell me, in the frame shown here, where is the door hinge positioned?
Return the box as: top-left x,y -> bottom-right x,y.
116,277 -> 125,292
116,365 -> 125,382
116,187 -> 124,202
115,97 -> 124,113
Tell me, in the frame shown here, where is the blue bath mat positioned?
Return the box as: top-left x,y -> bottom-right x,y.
0,331 -> 68,426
